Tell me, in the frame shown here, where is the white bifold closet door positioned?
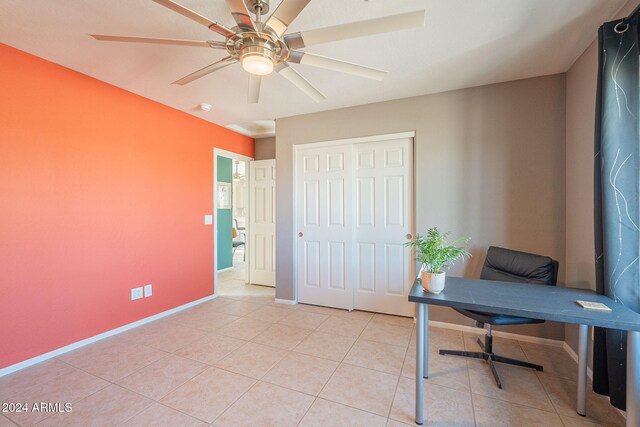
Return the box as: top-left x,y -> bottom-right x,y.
296,145 -> 353,310
249,159 -> 276,287
296,136 -> 413,316
353,138 -> 413,316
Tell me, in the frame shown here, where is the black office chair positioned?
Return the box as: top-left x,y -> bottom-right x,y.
232,239 -> 245,259
439,246 -> 559,388
232,219 -> 246,261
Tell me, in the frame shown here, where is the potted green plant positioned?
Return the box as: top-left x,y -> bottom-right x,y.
406,227 -> 471,294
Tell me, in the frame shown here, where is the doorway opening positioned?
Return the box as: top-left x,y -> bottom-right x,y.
213,149 -> 274,301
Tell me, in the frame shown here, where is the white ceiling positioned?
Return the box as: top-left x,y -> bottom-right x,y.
0,0 -> 628,137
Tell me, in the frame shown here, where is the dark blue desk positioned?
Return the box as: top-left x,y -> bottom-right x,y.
409,277 -> 640,426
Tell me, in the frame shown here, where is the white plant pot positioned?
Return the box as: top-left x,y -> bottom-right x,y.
421,270 -> 446,294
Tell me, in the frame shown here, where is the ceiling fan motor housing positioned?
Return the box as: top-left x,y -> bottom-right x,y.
227,31 -> 289,66
240,37 -> 276,65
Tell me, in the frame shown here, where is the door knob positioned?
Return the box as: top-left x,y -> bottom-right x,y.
406,233 -> 412,239
298,232 -> 304,237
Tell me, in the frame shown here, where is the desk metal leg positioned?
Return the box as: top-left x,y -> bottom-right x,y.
577,324 -> 588,416
415,304 -> 425,425
423,304 -> 429,378
627,330 -> 640,427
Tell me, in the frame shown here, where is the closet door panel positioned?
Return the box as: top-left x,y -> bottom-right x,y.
296,145 -> 353,310
354,138 -> 413,316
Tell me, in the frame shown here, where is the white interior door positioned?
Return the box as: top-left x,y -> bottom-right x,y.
353,138 -> 413,316
296,145 -> 353,310
249,159 -> 276,287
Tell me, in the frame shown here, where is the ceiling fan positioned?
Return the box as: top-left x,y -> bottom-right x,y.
91,0 -> 426,103
233,160 -> 244,180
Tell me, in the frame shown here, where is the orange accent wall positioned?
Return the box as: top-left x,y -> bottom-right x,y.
0,43 -> 254,368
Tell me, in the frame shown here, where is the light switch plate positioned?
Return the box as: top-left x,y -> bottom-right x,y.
204,214 -> 213,225
144,284 -> 152,297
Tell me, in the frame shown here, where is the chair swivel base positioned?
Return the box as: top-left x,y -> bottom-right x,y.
439,337 -> 543,389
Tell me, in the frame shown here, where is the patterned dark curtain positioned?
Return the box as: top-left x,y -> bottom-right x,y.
593,10 -> 640,411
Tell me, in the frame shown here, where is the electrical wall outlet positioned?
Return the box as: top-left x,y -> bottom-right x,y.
144,284 -> 152,297
131,287 -> 143,300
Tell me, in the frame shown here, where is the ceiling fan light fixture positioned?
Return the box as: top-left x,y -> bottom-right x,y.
239,38 -> 277,76
242,53 -> 274,75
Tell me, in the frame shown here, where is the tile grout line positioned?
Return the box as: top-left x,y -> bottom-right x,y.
259,360 -> 340,399
113,386 -> 158,426
294,395 -> 317,427
517,340 -> 570,420
468,390 -> 478,426
517,340 -> 567,421
118,357 -> 208,403
114,377 -> 217,426
52,338 -> 228,425
1,358 -> 79,411
46,371 -> 153,426
208,377 -> 260,425
313,310 -> 376,400
300,396 -> 394,425
152,401 -> 208,424
447,332 -> 557,420
0,414 -> 17,427
308,311 -> 407,422
470,390 -> 569,416
58,341 -> 172,380
463,332 -> 580,420
7,310 -> 408,425
11,295 -> 604,426
65,308 -> 409,425
534,370 -> 576,424
461,332 -> 478,426
28,357 -> 116,425
385,322 -> 414,423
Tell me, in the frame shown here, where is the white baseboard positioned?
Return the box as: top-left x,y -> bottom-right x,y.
217,267 -> 233,273
562,341 -> 594,380
427,320 -> 565,347
275,298 -> 297,305
562,343 -> 627,418
0,294 -> 217,378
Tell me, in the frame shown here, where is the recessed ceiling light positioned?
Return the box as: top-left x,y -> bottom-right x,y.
199,103 -> 212,111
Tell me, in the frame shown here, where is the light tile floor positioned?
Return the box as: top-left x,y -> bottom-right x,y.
217,249 -> 274,300
0,253 -> 628,426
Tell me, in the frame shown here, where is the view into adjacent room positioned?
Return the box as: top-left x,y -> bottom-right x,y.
216,154 -> 275,301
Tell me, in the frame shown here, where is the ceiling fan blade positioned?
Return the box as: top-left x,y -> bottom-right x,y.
265,0 -> 311,37
276,64 -> 325,102
248,74 -> 262,104
90,34 -> 222,48
288,51 -> 387,80
284,10 -> 425,49
152,0 -> 235,38
173,56 -> 237,85
226,0 -> 256,31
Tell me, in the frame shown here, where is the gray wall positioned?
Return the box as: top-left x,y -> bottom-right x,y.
276,74 -> 567,340
254,136 -> 276,160
564,39 -> 598,353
